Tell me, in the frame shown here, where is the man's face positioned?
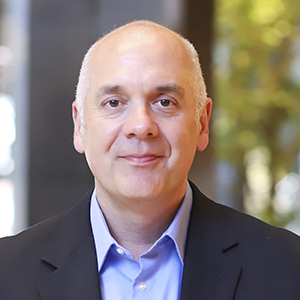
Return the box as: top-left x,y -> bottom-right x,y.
73,27 -> 211,205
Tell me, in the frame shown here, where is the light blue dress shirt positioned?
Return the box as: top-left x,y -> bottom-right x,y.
90,182 -> 193,300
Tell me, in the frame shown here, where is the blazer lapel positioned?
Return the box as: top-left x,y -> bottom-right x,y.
37,193 -> 102,300
180,183 -> 242,300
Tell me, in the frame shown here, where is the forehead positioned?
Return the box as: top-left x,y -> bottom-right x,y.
95,25 -> 188,57
88,26 -> 192,87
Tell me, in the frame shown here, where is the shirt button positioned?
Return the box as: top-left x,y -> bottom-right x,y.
116,248 -> 124,255
138,282 -> 147,291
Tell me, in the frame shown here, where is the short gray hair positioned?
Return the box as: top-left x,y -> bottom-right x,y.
75,20 -> 207,122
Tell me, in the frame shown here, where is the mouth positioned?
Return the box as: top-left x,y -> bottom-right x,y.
120,154 -> 163,166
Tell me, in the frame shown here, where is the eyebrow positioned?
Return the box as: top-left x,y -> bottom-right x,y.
96,85 -> 125,97
96,83 -> 185,97
155,84 -> 185,97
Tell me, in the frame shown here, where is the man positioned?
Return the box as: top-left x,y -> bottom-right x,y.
1,20 -> 300,300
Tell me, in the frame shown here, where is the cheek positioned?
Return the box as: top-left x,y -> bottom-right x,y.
83,129 -> 114,179
168,117 -> 199,144
164,123 -> 198,161
87,120 -> 121,151
162,127 -> 198,184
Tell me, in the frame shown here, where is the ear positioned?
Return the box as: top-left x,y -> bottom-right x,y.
197,98 -> 212,151
72,101 -> 85,154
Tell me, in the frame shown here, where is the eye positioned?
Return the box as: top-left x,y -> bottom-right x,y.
159,99 -> 171,107
108,100 -> 120,107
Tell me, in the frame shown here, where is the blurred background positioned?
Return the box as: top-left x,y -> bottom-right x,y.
0,0 -> 299,238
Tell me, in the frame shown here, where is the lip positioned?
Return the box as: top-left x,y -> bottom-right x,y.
119,154 -> 163,166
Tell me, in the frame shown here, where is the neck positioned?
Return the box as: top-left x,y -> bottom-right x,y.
95,186 -> 185,261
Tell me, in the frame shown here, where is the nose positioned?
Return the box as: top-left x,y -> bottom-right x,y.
123,105 -> 159,139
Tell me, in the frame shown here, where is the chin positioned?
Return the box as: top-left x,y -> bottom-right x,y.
118,179 -> 165,200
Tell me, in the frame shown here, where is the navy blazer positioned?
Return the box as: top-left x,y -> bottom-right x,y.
1,182 -> 300,299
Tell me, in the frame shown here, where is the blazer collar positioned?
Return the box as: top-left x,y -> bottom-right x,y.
180,182 -> 242,300
37,191 -> 102,300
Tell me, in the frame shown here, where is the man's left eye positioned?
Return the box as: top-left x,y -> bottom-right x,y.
160,99 -> 171,107
108,100 -> 120,107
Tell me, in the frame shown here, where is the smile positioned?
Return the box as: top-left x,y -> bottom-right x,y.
120,154 -> 163,166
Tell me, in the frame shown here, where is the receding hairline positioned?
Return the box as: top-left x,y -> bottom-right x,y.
75,20 -> 207,122
91,20 -> 191,61
99,20 -> 182,43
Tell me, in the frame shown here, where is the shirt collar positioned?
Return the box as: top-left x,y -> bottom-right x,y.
90,182 -> 193,271
162,182 -> 193,262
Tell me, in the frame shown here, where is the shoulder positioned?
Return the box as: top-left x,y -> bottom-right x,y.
192,185 -> 300,247
0,191 -> 93,298
185,182 -> 300,299
0,213 -> 61,260
0,213 -> 64,298
217,203 -> 300,297
189,181 -> 300,257
0,190 -> 92,269
219,200 -> 300,256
